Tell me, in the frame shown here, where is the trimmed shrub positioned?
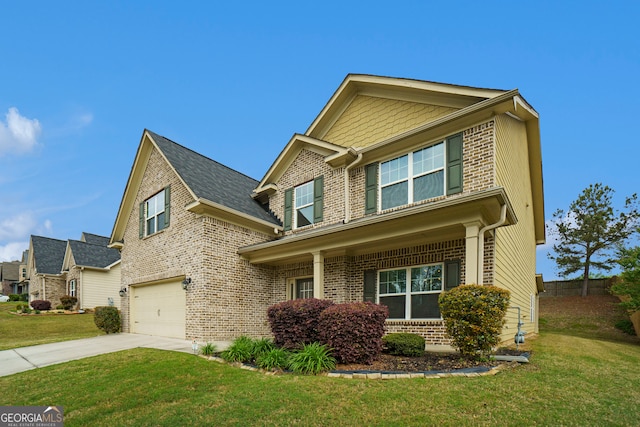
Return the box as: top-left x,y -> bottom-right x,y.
439,284 -> 510,359
256,347 -> 291,371
318,302 -> 388,364
20,293 -> 28,302
30,300 -> 51,311
267,298 -> 334,349
220,336 -> 255,363
94,306 -> 121,334
287,342 -> 336,375
16,304 -> 23,312
383,333 -> 425,357
9,294 -> 20,301
60,295 -> 78,310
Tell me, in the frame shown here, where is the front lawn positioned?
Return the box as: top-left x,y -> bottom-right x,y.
0,302 -> 103,350
1,294 -> 640,426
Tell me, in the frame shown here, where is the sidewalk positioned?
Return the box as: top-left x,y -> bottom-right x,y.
0,334 -> 230,377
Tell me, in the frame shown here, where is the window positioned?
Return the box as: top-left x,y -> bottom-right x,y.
69,279 -> 77,297
380,142 -> 444,210
283,176 -> 323,230
365,133 -> 462,213
288,277 -> 314,300
139,186 -> 170,238
295,181 -> 314,227
378,263 -> 443,319
296,278 -> 314,299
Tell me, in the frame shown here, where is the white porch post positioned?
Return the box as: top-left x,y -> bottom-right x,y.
312,251 -> 325,299
464,222 -> 481,285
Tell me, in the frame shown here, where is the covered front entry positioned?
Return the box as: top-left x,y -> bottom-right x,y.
131,280 -> 186,339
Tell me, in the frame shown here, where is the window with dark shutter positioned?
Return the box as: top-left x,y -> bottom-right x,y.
284,188 -> 293,231
363,270 -> 377,303
444,259 -> 461,290
365,163 -> 378,214
446,133 -> 463,195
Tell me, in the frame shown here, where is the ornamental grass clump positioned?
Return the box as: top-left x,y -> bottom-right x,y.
221,336 -> 254,363
200,342 -> 217,356
256,347 -> 291,371
287,342 -> 336,375
439,284 -> 510,359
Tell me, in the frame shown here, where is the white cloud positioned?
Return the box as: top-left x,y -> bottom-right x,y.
0,212 -> 37,241
0,107 -> 41,156
0,241 -> 28,262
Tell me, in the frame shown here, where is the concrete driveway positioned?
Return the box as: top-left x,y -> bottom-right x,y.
0,334 -> 230,377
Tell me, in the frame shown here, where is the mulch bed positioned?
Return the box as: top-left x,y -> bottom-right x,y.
334,349 -> 524,373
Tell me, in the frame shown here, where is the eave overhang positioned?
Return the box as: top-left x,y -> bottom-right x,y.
239,187 -> 516,265
253,134 -> 356,200
186,198 -> 282,236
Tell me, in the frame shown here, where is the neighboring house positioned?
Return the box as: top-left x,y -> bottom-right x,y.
61,232 -> 121,310
1,261 -> 21,295
26,236 -> 67,306
110,74 -> 545,345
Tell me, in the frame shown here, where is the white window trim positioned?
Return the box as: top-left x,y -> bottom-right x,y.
144,189 -> 166,236
293,181 -> 314,229
377,263 -> 444,320
379,141 -> 446,211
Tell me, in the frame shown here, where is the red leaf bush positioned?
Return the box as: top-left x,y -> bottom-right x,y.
318,302 -> 388,364
267,298 -> 334,349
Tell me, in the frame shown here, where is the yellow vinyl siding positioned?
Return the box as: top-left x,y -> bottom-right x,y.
81,264 -> 121,309
494,114 -> 539,341
323,95 -> 456,148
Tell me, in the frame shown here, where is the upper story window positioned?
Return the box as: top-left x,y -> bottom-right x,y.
139,186 -> 171,238
365,133 -> 462,215
283,176 -> 324,231
380,142 -> 444,210
295,181 -> 315,227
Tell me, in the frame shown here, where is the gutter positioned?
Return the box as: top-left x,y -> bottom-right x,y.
343,150 -> 363,224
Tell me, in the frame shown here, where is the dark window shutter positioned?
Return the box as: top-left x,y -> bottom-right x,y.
164,185 -> 171,228
284,188 -> 293,231
313,175 -> 324,223
365,163 -> 378,214
444,260 -> 461,291
364,269 -> 377,303
446,133 -> 463,195
139,202 -> 145,239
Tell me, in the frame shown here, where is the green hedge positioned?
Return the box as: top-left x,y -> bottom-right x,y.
94,306 -> 121,334
382,333 -> 425,357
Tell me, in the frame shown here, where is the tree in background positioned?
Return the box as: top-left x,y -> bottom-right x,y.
548,183 -> 639,297
612,245 -> 640,311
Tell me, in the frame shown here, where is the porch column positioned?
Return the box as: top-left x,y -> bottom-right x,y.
312,251 -> 325,299
464,221 -> 482,285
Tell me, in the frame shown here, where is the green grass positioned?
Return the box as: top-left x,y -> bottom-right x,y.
1,297 -> 639,426
0,302 -> 103,350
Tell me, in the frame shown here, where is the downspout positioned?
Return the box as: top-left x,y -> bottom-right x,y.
477,204 -> 507,285
343,152 -> 364,224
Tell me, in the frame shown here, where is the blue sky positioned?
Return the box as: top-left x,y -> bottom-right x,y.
1,1 -> 638,280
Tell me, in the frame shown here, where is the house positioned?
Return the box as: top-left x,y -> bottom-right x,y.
61,233 -> 122,309
110,74 -> 545,345
26,233 -> 121,309
26,236 -> 67,305
1,261 -> 21,296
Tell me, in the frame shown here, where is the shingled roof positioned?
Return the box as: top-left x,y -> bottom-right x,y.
31,236 -> 67,275
68,239 -> 120,269
147,130 -> 280,226
81,232 -> 110,247
0,262 -> 20,281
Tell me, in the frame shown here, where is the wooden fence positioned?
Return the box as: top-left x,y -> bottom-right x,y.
541,278 -> 614,297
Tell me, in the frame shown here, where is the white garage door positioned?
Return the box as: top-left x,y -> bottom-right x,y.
131,280 -> 186,339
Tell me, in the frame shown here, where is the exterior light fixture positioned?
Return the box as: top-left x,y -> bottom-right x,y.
182,277 -> 192,290
119,287 -> 128,297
